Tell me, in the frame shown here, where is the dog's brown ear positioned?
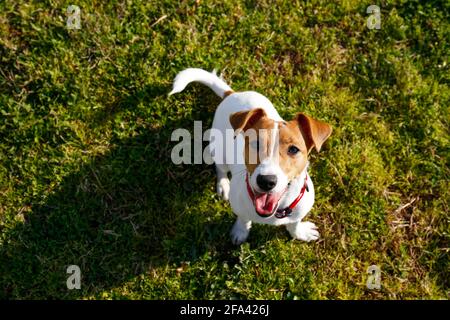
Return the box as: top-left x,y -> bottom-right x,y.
230,108 -> 267,137
296,113 -> 332,153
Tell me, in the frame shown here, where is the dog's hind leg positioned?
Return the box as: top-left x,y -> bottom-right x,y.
216,164 -> 230,201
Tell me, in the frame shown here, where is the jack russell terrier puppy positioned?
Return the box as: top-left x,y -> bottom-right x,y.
170,68 -> 332,245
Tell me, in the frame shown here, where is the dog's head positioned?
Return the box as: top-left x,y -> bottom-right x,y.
230,108 -> 332,217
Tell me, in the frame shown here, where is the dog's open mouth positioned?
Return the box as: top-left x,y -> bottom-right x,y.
253,190 -> 285,217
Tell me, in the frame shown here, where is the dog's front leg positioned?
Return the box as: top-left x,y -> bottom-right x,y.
216,164 -> 230,201
286,221 -> 320,242
230,218 -> 252,245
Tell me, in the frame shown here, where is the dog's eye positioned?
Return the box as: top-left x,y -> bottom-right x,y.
250,140 -> 259,151
288,145 -> 300,155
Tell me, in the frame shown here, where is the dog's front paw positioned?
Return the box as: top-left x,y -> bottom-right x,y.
217,178 -> 230,201
230,220 -> 251,245
287,221 -> 320,242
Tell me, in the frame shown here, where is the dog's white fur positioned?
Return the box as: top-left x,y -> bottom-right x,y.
170,68 -> 319,244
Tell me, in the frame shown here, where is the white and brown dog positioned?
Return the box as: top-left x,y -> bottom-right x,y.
170,68 -> 332,245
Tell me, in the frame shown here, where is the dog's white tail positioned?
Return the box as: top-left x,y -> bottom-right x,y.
169,68 -> 232,98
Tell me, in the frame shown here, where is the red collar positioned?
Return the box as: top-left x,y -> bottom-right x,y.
245,174 -> 309,219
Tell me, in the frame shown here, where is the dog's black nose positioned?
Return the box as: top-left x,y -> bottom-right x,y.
256,174 -> 277,191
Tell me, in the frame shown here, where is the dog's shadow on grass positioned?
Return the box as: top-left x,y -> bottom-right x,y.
0,84 -> 250,299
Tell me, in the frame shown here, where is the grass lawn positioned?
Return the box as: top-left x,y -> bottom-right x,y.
0,0 -> 449,299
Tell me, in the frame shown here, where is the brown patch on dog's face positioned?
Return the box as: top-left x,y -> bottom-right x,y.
230,108 -> 271,174
276,115 -> 332,180
277,121 -> 309,180
242,117 -> 275,175
230,109 -> 332,181
231,113 -> 307,179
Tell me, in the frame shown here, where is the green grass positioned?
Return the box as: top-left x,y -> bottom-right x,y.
0,0 -> 449,299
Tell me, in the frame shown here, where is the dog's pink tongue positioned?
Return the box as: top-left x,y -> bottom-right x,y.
254,192 -> 282,216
